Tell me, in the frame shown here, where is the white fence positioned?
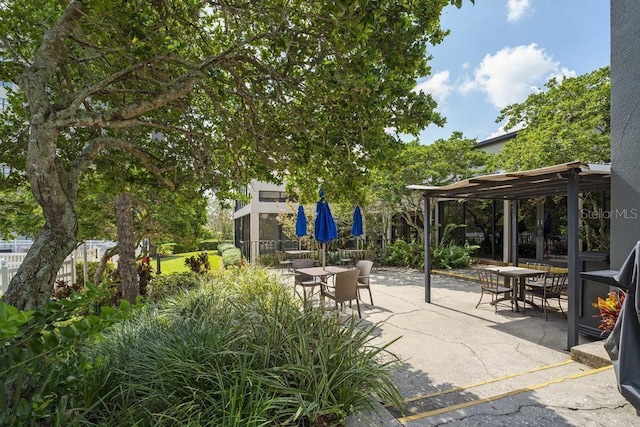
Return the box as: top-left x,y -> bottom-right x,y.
1,256 -> 76,295
0,245 -> 106,295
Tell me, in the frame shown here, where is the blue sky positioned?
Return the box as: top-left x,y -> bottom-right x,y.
412,0 -> 610,145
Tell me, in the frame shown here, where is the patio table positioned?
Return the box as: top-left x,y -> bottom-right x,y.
295,265 -> 348,282
482,266 -> 544,312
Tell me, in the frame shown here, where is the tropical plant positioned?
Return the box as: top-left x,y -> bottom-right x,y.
431,242 -> 478,270
184,252 -> 211,274
0,291 -> 138,426
385,240 -> 425,269
593,289 -> 626,335
431,223 -> 479,269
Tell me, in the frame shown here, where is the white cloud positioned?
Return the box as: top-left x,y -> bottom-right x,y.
486,120 -> 525,140
413,70 -> 452,102
487,126 -> 508,140
462,44 -> 575,108
506,0 -> 531,22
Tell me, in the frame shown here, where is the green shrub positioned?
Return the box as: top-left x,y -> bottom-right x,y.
146,272 -> 204,302
75,261 -> 116,286
198,240 -> 219,251
430,223 -> 479,270
432,242 -> 478,269
80,267 -> 403,426
217,243 -> 236,255
0,290 -> 138,426
385,240 -> 424,269
198,240 -> 233,251
172,242 -> 197,254
222,248 -> 243,267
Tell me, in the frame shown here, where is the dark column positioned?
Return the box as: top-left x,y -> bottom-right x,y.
611,1 -> 640,267
424,193 -> 431,303
461,201 -> 467,244
491,200 -> 497,260
567,169 -> 579,349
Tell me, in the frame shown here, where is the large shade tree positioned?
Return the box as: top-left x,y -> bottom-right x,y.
367,131 -> 488,240
493,66 -> 610,171
492,66 -> 611,252
0,0 -> 472,309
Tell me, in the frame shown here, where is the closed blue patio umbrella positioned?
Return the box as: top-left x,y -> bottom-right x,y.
352,205 -> 363,248
314,187 -> 338,268
295,205 -> 307,250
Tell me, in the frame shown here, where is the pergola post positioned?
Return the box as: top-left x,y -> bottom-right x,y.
510,200 -> 518,266
491,200 -> 497,260
424,192 -> 431,303
567,169 -> 580,349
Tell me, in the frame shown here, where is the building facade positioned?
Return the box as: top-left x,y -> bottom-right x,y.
233,180 -> 296,261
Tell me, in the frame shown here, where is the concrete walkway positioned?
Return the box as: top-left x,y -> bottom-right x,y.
331,267 -> 640,426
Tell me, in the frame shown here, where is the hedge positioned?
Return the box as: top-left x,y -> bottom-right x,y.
222,248 -> 242,267
217,243 -> 236,256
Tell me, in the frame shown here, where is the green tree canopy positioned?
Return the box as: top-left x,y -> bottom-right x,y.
367,132 -> 488,239
493,66 -> 610,171
0,0 -> 472,308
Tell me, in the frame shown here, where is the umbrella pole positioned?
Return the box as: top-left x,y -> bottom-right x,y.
322,243 -> 326,269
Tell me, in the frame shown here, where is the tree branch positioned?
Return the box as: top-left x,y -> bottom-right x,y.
71,137 -> 176,191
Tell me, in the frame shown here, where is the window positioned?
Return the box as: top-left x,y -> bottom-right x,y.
259,214 -> 282,240
0,98 -> 6,110
259,191 -> 288,202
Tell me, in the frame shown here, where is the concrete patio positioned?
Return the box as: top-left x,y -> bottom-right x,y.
299,266 -> 640,426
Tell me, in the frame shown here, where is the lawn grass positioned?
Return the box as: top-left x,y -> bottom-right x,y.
158,251 -> 223,274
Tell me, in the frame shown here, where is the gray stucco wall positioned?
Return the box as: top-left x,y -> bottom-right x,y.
610,1 -> 640,268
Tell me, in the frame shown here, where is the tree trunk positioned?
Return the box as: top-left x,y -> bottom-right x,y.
4,226 -> 77,310
115,193 -> 138,303
4,122 -> 79,309
94,245 -> 119,284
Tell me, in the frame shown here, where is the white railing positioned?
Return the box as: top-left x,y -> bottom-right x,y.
0,239 -> 114,255
0,239 -> 34,253
1,255 -> 77,296
1,253 -> 28,267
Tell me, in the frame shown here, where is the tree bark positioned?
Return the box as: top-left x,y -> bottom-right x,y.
3,113 -> 79,309
115,193 -> 138,303
94,244 -> 119,284
3,225 -> 77,310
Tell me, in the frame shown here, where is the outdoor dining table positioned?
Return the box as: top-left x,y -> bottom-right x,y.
294,265 -> 349,284
482,266 -> 544,312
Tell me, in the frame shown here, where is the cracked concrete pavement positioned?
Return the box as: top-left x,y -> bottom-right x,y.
342,267 -> 639,426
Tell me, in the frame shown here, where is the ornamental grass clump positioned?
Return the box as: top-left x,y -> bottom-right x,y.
80,266 -> 402,426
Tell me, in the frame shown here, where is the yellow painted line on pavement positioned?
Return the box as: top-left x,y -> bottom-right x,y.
397,365 -> 612,423
400,359 -> 575,405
